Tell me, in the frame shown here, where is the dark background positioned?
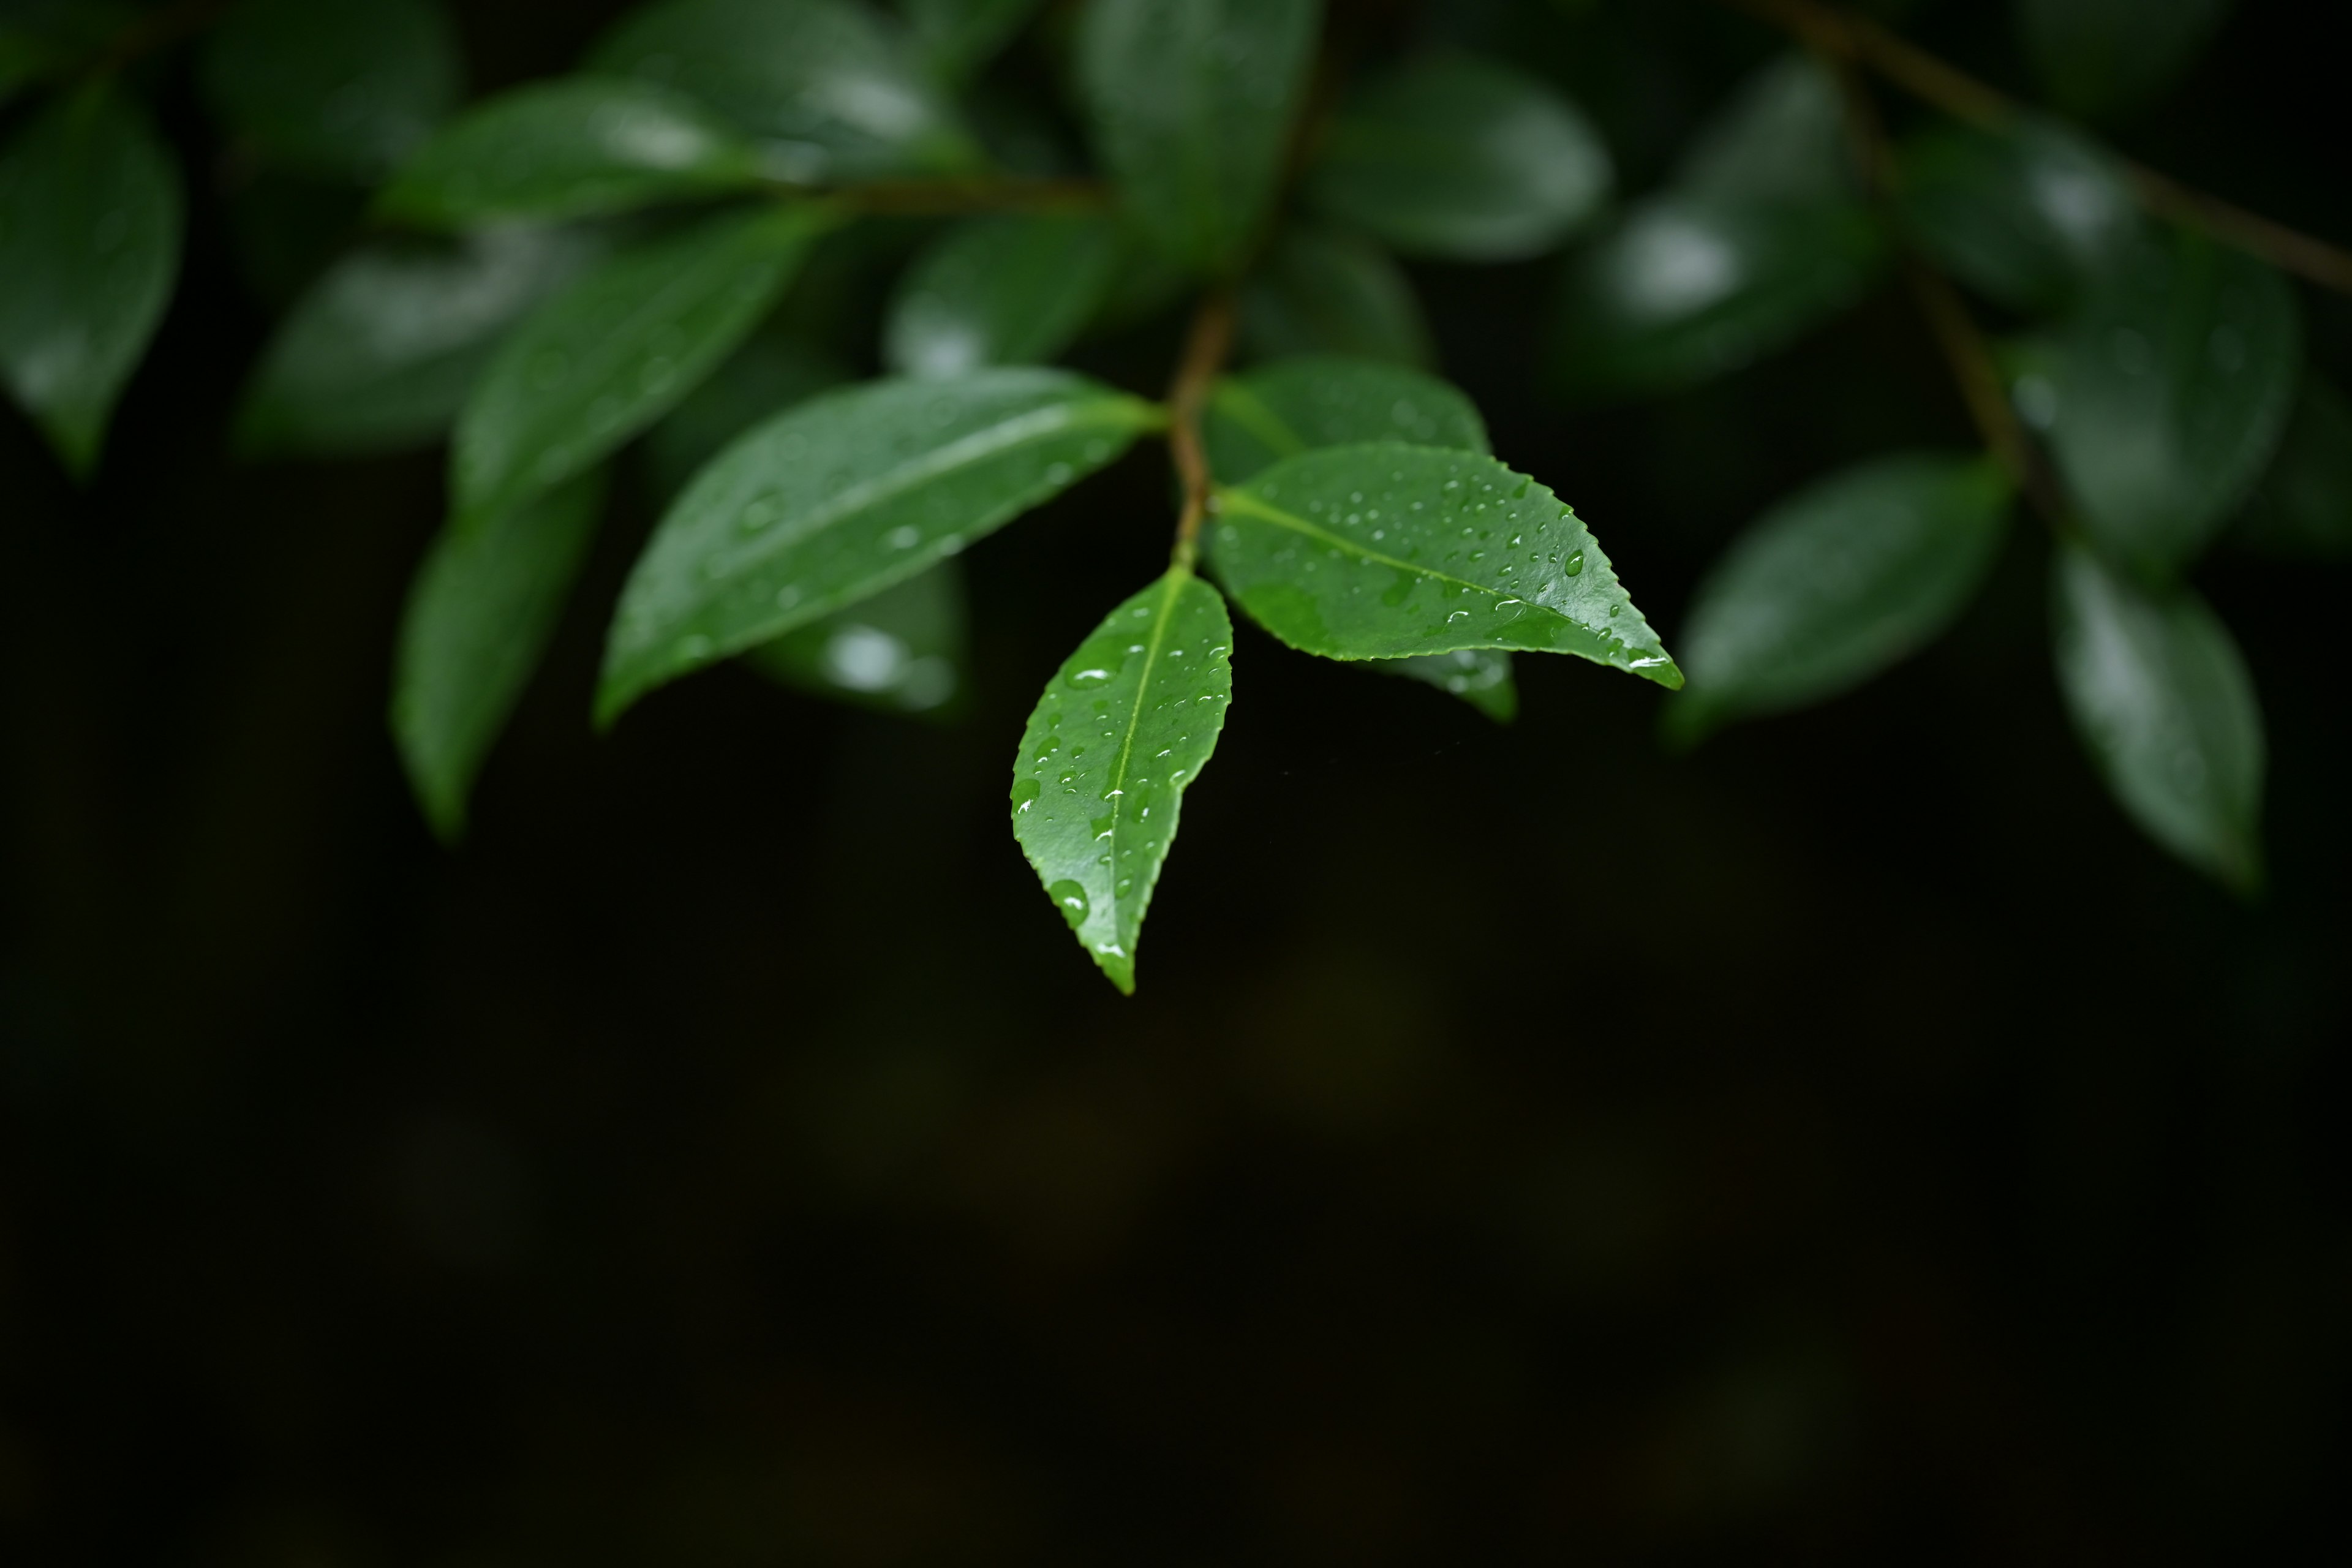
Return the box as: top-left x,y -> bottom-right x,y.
4,0 -> 2348,1561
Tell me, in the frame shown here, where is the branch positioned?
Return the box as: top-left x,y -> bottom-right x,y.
1167,292 -> 1237,568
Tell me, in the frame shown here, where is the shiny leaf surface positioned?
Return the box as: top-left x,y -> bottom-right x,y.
743,560 -> 967,716
1897,115 -> 2143,313
883,213 -> 1120,377
202,0 -> 459,180
905,0 -> 1042,82
2018,0 -> 2234,121
2233,374 -> 2352,560
1237,225 -> 1432,369
1203,355 -> 1487,484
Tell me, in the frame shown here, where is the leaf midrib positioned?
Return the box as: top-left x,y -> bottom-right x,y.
1104,570 -> 1187,941
1216,486 -> 1566,616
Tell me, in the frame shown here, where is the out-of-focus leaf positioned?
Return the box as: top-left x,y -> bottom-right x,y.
743,560 -> 968,715
1011,567 -> 1233,994
202,0 -> 459,181
640,325 -> 848,504
1077,0 -> 1319,274
600,367 -> 1164,721
590,0 -> 974,183
883,212 -> 1119,377
1675,54 -> 1856,207
1204,355 -> 1487,484
1238,225 -> 1433,369
2041,230 -> 2298,575
1670,454 -> 2013,740
1897,115 -> 2142,312
1306,54 -> 1611,262
454,202 -> 829,524
2052,540 -> 2262,890
2017,0 -> 2234,121
1385,649 -> 1517,722
0,88 -> 182,476
393,470 -> 606,842
2232,374 -> 2352,560
1,3 -> 137,108
379,79 -> 763,228
1210,445 -> 1679,687
903,0 -> 1042,83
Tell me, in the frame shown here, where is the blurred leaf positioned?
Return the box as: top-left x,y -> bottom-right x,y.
0,3 -> 136,108
883,212 -> 1120,377
0,87 -> 182,477
1204,355 -> 1487,484
1896,115 -> 2143,313
743,559 -> 968,715
393,469 -> 607,841
2052,540 -> 2263,890
2231,374 -> 2352,560
641,325 -> 849,504
1011,567 -> 1233,994
1675,54 -> 1857,207
1385,648 -> 1517,722
1670,454 -> 2013,740
2041,230 -> 2299,575
202,0 -> 460,181
903,0 -> 1042,82
590,0 -> 974,183
454,203 -> 829,524
600,367 -> 1164,721
1077,0 -> 1320,274
2017,0 -> 2234,121
1210,445 -> 1679,686
379,80 -> 764,228
1306,53 -> 1611,262
1238,225 -> 1433,369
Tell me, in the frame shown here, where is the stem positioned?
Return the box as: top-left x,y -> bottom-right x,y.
1167,291 -> 1238,569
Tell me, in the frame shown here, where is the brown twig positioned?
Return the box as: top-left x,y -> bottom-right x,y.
1167,292 -> 1238,568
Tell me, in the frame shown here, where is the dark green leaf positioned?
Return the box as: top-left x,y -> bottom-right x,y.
202,0 -> 459,181
1306,53 -> 1611,262
0,88 -> 182,476
1203,355 -> 1487,486
600,367 -> 1164,720
1897,115 -> 2142,313
1386,649 -> 1516,722
883,213 -> 1120,377
1077,0 -> 1320,274
591,0 -> 973,183
1238,225 -> 1433,369
239,225 -> 600,458
1210,445 -> 1679,687
2052,540 -> 2262,890
2018,0 -> 2234,121
454,202 -> 829,524
393,469 -> 606,841
903,0 -> 1042,82
2,4 -> 137,108
742,560 -> 967,715
2041,230 -> 2299,575
379,79 -> 764,228
1676,55 -> 1856,206
1670,454 -> 2013,739
1011,567 -> 1234,994
2233,374 -> 2352,560
640,325 -> 848,505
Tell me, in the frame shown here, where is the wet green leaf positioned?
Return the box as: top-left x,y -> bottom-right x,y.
1011,568 -> 1233,994
743,560 -> 968,716
202,0 -> 459,181
1077,0 -> 1319,274
640,325 -> 848,505
379,79 -> 764,228
2018,0 -> 2234,121
1671,454 -> 2013,739
1238,225 -> 1433,369
454,202 -> 829,525
1385,649 -> 1516,722
1897,115 -> 2143,313
1210,446 -> 1678,687
2052,541 -> 2262,891
883,212 -> 1120,377
1203,355 -> 1487,484
0,88 -> 182,476
904,0 -> 1042,82
600,367 -> 1164,721
2233,374 -> 2352,560
393,470 -> 606,842
1306,54 -> 1611,262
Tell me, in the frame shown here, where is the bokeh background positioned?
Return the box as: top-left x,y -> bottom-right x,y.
4,0 -> 2348,1561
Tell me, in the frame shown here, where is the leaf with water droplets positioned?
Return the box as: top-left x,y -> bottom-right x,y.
1896,115 -> 2143,314
2018,0 -> 2233,122
600,366 -> 1164,722
1237,224 -> 1433,369
200,0 -> 459,181
905,0 -> 1044,83
1383,649 -> 1517,722
883,213 -> 1120,379
2052,541 -> 2263,891
743,560 -> 968,717
453,202 -> 829,526
1203,355 -> 1488,484
1011,568 -> 1234,995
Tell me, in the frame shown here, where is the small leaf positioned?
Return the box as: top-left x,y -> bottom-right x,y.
2052,540 -> 2263,891
379,79 -> 764,228
1678,54 -> 1859,207
0,88 -> 182,477
1210,445 -> 1679,687
239,226 -> 601,458
1077,0 -> 1320,274
2233,374 -> 2352,560
1011,568 -> 1234,994
2042,230 -> 2299,575
202,0 -> 459,182
641,325 -> 848,505
883,212 -> 1120,378
600,367 -> 1164,721
903,0 -> 1043,83
1671,454 -> 2013,740
1203,355 -> 1487,484
1897,115 -> 2143,314
1387,649 -> 1516,722
454,202 -> 829,524
393,470 -> 607,841
2017,0 -> 2234,121
1238,225 -> 1433,369
743,560 -> 968,715
590,0 -> 974,183
1306,53 -> 1611,262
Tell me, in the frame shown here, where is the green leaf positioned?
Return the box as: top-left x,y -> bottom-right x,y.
1,6 -> 137,110
453,202 -> 829,525
600,366 -> 1164,721
1896,115 -> 2143,314
1011,568 -> 1234,994
1670,454 -> 2013,740
1386,649 -> 1516,722
742,560 -> 968,715
1677,55 -> 1857,207
393,470 -> 607,841
640,325 -> 848,505
2052,540 -> 2262,891
903,0 -> 1042,82
1203,355 -> 1487,485
2041,230 -> 2299,575
1237,225 -> 1433,369
2233,374 -> 2352,561
1210,446 -> 1679,687
379,79 -> 765,228
883,212 -> 1120,377
239,226 -> 601,458
1077,0 -> 1320,274
590,0 -> 973,183
0,88 -> 182,477
202,0 -> 460,181
2017,0 -> 2234,121
1305,53 -> 1611,262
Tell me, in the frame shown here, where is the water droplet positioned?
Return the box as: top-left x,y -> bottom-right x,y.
1068,666 -> 1113,688
1012,777 -> 1041,812
1048,881 -> 1088,927
1564,551 -> 1585,577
